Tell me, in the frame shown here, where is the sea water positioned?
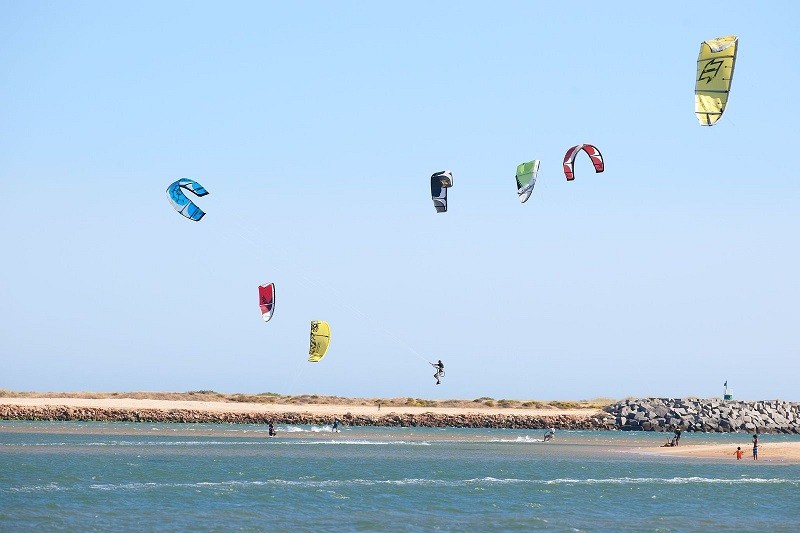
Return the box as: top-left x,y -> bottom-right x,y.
1,421 -> 799,531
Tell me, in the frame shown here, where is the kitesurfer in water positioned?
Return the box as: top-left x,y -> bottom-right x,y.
543,427 -> 555,442
432,360 -> 444,385
268,421 -> 276,437
332,418 -> 340,432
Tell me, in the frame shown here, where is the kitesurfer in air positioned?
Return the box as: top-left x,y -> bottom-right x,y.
432,360 -> 445,385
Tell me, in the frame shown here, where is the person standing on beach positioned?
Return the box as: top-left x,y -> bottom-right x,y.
753,441 -> 758,460
674,428 -> 682,446
734,447 -> 744,460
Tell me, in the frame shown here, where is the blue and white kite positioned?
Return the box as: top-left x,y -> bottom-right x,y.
166,178 -> 209,221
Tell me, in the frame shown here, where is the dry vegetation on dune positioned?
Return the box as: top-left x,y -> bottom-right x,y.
0,390 -> 613,410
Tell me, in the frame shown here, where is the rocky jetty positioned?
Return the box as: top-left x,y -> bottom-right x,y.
605,398 -> 800,434
6,399 -> 797,433
0,404 -> 616,430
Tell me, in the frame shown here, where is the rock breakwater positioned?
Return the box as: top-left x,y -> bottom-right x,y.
605,398 -> 800,434
0,404 -> 615,430
7,399 -> 796,433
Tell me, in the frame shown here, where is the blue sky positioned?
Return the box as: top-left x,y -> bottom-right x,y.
2,1 -> 799,401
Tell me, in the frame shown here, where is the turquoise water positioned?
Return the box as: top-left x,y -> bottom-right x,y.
2,421 -> 799,531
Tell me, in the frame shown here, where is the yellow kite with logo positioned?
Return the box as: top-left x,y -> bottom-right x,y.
308,320 -> 331,362
695,35 -> 738,126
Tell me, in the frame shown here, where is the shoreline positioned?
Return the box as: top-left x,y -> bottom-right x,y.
651,442 -> 800,463
4,397 -> 800,462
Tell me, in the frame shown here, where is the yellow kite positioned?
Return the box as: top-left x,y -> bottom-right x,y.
308,320 -> 331,362
695,35 -> 738,126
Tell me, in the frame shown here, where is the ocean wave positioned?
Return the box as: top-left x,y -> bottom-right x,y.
539,477 -> 800,485
6,482 -> 65,493
9,475 -> 797,494
79,476 -> 800,492
482,436 -> 546,443
281,425 -> 340,433
3,440 -> 269,447
3,438 -> 432,448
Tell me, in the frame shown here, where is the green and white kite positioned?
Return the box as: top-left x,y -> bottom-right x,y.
515,160 -> 540,203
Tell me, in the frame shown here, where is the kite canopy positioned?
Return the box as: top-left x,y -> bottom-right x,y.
258,283 -> 275,322
430,171 -> 453,213
695,35 -> 738,126
308,320 -> 331,362
166,178 -> 209,221
563,145 -> 604,181
515,160 -> 540,203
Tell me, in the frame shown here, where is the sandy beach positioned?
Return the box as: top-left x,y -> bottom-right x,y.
654,441 -> 800,462
0,396 -> 601,418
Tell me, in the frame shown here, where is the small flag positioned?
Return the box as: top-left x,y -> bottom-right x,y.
724,381 -> 728,387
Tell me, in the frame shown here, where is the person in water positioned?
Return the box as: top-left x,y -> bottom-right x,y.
332,418 -> 340,432
734,446 -> 744,460
543,427 -> 555,442
268,421 -> 276,437
432,360 -> 445,385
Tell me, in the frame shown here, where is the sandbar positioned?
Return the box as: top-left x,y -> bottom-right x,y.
654,442 -> 800,462
0,396 -> 601,418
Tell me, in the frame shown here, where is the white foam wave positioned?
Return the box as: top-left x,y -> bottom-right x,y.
483,436 -> 546,443
4,438 -> 431,448
85,440 -> 266,447
541,477 -> 798,485
281,425 -> 343,433
5,440 -> 266,447
81,476 -> 800,492
6,482 -> 64,493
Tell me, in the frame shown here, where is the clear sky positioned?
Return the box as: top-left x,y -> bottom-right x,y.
2,1 -> 799,401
